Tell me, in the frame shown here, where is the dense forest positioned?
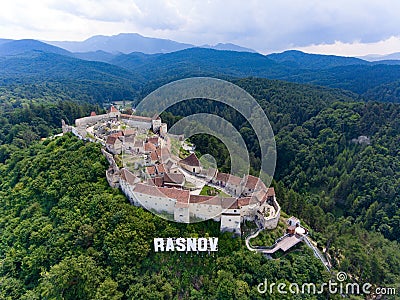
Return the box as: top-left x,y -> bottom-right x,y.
0,62 -> 399,298
160,78 -> 400,294
0,134 -> 330,299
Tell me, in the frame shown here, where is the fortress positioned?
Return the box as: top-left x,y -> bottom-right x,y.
63,106 -> 280,235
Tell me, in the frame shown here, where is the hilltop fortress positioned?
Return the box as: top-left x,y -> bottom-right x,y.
63,106 -> 280,235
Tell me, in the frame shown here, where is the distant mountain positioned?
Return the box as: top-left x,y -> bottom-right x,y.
109,47 -> 289,81
0,39 -> 71,56
0,38 -> 13,45
73,50 -> 116,63
360,52 -> 400,62
371,59 -> 400,65
0,51 -> 144,103
107,47 -> 400,95
200,43 -> 256,53
267,50 -> 369,69
277,64 -> 400,94
0,51 -> 141,83
48,33 -> 194,54
2,38 -> 400,102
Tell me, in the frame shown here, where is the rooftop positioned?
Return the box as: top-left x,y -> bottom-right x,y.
243,175 -> 264,190
147,136 -> 159,145
109,105 -> 119,113
106,135 -> 120,145
189,195 -> 221,206
144,142 -> 157,152
164,173 -> 185,185
179,153 -> 200,167
156,164 -> 166,174
146,166 -> 157,176
120,168 -> 139,185
221,197 -> 240,209
149,151 -> 159,162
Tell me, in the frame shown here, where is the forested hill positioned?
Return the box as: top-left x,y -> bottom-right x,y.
2,40 -> 400,103
109,48 -> 400,99
0,38 -> 399,298
0,135 -> 330,299
162,77 -> 400,244
0,77 -> 399,298
0,51 -> 143,104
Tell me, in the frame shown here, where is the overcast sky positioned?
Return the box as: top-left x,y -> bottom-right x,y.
1,0 -> 400,56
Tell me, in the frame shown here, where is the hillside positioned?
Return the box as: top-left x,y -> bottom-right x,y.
0,39 -> 71,57
0,134 -> 329,299
2,41 -> 400,103
109,48 -> 400,96
266,50 -> 369,69
0,77 -> 399,298
363,80 -> 400,103
0,51 -> 144,103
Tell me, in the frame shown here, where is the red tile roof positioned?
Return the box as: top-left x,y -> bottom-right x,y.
123,129 -> 136,136
149,151 -> 159,162
109,105 -> 119,113
237,197 -> 251,207
243,175 -> 265,190
134,183 -> 165,197
106,135 -> 120,145
110,131 -> 123,138
134,184 -> 190,204
144,142 -> 157,152
163,173 -> 185,185
159,187 -> 190,204
267,187 -> 275,197
189,195 -> 221,206
146,166 -> 156,175
147,137 -> 159,145
179,153 -> 200,167
152,176 -> 164,187
120,168 -> 139,185
253,189 -> 267,203
221,198 -> 239,209
216,172 -> 230,182
226,174 -> 242,186
156,164 -> 166,174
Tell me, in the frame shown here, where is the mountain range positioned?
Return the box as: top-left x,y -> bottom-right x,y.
1,35 -> 400,103
46,33 -> 256,55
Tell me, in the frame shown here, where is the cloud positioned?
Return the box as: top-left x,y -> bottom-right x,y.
295,36 -> 400,57
49,0 -> 186,30
0,0 -> 400,55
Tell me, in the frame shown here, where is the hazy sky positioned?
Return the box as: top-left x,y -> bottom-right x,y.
1,0 -> 400,56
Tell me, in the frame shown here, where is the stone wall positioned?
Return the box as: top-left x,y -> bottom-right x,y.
75,114 -> 109,127
263,196 -> 281,230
